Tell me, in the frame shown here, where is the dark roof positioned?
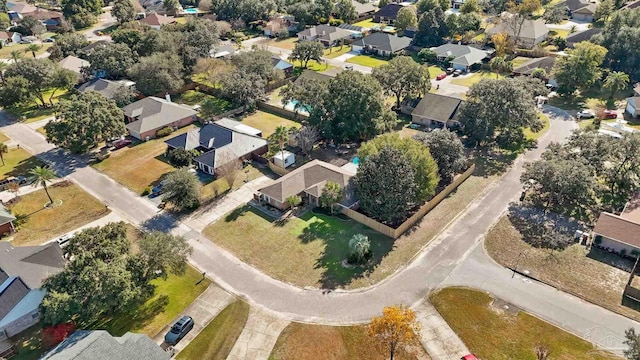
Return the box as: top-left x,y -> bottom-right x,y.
594,212 -> 640,249
78,79 -> 127,99
622,0 -> 640,9
351,32 -> 412,52
271,55 -> 294,70
0,242 -> 65,288
293,69 -> 335,86
374,3 -> 404,19
166,123 -> 233,151
0,277 -> 29,319
629,97 -> 640,108
0,204 -> 15,225
411,93 -> 463,123
80,40 -> 109,53
565,27 -> 602,46
42,330 -> 170,360
338,23 -> 365,32
513,56 -> 556,76
298,25 -> 353,42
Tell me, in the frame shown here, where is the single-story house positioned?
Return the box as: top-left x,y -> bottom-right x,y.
6,2 -> 37,20
593,212 -> 640,256
210,44 -> 236,59
352,0 -> 376,17
351,32 -> 411,57
297,25 -> 353,47
58,56 -> 90,81
138,12 -> 176,29
165,122 -> 268,176
293,69 -> 335,86
41,330 -> 170,360
0,205 -> 16,236
78,40 -> 109,58
213,118 -> 263,137
373,3 -> 404,24
26,9 -> 64,31
626,97 -> 640,118
432,43 -> 492,72
77,78 -> 136,100
486,16 -> 549,49
411,93 -> 464,128
571,3 -> 596,21
512,56 -> 556,79
0,242 -> 65,338
255,159 -> 357,211
272,55 -> 294,76
123,96 -> 198,140
0,32 -> 22,47
565,27 -> 602,48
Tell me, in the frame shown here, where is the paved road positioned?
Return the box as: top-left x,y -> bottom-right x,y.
0,108 -> 636,354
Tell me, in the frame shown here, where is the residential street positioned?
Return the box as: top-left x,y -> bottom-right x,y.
0,106 -> 636,356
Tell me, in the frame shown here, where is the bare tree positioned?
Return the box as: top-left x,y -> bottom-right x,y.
535,345 -> 550,360
217,158 -> 242,190
293,126 -> 319,156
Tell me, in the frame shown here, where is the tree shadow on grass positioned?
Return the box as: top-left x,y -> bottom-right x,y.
224,205 -> 252,222
507,203 -> 582,250
93,295 -> 170,337
6,155 -> 44,178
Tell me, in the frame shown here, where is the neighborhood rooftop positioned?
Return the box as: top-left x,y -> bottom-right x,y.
351,32 -> 412,53
412,93 -> 464,124
298,25 -> 353,43
593,212 -> 640,249
0,242 -> 65,289
78,78 -> 134,99
123,97 -> 197,135
513,56 -> 556,76
486,17 -> 548,39
432,44 -> 491,67
138,12 -> 176,27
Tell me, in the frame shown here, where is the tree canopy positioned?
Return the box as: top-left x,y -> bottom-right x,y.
414,130 -> 467,182
368,305 -> 421,360
88,43 -> 138,80
396,7 -> 418,32
128,52 -> 185,96
596,8 -> 640,80
48,33 -> 89,61
373,56 -> 431,108
414,6 -> 448,47
289,41 -> 324,69
162,168 -> 201,210
551,41 -> 607,95
112,0 -> 137,23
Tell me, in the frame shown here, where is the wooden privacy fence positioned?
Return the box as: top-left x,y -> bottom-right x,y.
257,102 -> 308,121
341,164 -> 476,239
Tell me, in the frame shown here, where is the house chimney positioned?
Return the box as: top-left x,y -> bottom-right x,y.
165,94 -> 171,102
208,137 -> 215,149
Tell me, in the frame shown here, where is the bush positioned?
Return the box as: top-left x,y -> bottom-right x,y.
42,323 -> 76,349
348,234 -> 371,264
168,148 -> 195,167
142,186 -> 152,196
156,127 -> 174,137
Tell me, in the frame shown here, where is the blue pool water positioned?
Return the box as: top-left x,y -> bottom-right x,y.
287,100 -> 312,113
353,157 -> 360,165
184,8 -> 198,13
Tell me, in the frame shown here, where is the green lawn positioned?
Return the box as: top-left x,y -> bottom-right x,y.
0,43 -> 52,60
549,28 -> 570,39
450,71 -> 502,87
270,322 -> 427,360
323,45 -> 352,59
4,89 -> 70,123
352,18 -> 382,29
346,55 -> 389,68
431,288 -> 621,360
291,59 -> 333,72
428,65 -> 444,78
94,265 -> 212,337
176,300 -> 249,360
203,206 -> 393,288
0,147 -> 43,178
523,113 -> 550,141
238,110 -> 301,138
174,90 -> 232,117
511,56 -> 531,68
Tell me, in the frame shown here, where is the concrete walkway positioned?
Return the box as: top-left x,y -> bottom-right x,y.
414,302 -> 469,360
226,307 -> 290,360
153,285 -> 234,354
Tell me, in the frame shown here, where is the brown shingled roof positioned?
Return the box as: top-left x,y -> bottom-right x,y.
593,212 -> 640,249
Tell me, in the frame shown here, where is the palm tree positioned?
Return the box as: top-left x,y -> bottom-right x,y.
0,143 -> 7,166
489,56 -> 513,79
29,166 -> 56,206
603,71 -> 630,98
272,125 -> 290,155
10,50 -> 22,63
0,62 -> 6,84
25,44 -> 41,58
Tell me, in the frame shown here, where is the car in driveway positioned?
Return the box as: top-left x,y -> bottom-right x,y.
56,233 -> 74,247
576,110 -> 595,119
112,139 -> 132,149
436,73 -> 447,81
461,355 -> 479,360
603,110 -> 618,119
164,316 -> 194,345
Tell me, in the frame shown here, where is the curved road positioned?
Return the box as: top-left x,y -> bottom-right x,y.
0,108 -> 636,354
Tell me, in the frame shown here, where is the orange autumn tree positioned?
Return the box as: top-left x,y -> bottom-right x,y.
367,305 -> 421,360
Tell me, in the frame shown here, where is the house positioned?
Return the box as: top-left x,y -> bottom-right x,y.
77,78 -> 135,100
41,330 -> 170,360
6,2 -> 37,20
213,118 -> 263,137
255,160 -> 357,211
58,56 -> 90,81
411,93 -> 464,128
432,43 -> 492,72
210,44 -> 236,59
165,122 -> 268,176
78,40 -> 109,58
351,32 -> 411,57
634,83 -> 640,97
271,55 -> 294,76
452,0 -> 466,9
263,15 -> 298,37
0,32 -> 21,47
123,97 -> 198,140
565,27 -> 601,48
138,13 -> 176,29
373,3 -> 405,24
26,9 -> 64,31
593,212 -> 640,257
297,25 -> 353,46
571,3 -> 596,22
0,205 -> 16,236
512,56 -> 556,78
352,0 -> 376,17
0,242 -> 65,338
485,16 -> 549,49
626,97 -> 640,118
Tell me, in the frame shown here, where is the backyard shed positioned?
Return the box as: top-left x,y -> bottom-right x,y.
273,151 -> 295,168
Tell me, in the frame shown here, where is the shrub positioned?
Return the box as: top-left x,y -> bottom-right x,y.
142,186 -> 152,196
631,249 -> 640,258
168,148 -> 195,167
348,234 -> 371,264
13,213 -> 28,229
42,323 -> 76,349
156,127 -> 174,137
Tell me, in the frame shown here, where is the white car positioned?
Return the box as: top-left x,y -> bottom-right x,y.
56,233 -> 74,247
576,110 -> 595,119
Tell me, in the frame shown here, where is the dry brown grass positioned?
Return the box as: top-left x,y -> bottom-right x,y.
270,322 -> 429,360
8,181 -> 109,246
238,111 -> 301,138
485,216 -> 638,322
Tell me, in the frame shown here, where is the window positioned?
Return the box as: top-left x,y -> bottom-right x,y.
31,312 -> 39,319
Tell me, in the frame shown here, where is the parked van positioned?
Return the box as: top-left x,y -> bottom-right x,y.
0,176 -> 27,191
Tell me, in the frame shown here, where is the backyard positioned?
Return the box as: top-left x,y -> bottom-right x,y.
7,181 -> 109,246
0,43 -> 52,60
93,125 -> 196,194
173,90 -> 232,118
346,55 -> 389,68
431,288 -> 621,360
176,300 -> 249,360
269,322 -> 428,360
485,215 -> 639,322
238,110 -> 301,137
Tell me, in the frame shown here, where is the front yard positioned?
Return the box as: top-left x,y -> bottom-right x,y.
450,71 -> 503,87
0,147 -> 43,178
4,89 -> 70,123
323,45 -> 352,58
270,322 -> 428,360
346,55 -> 389,68
238,110 -> 301,137
485,215 -> 639,322
7,181 -> 109,246
431,288 -> 620,360
291,59 -> 333,72
93,126 -> 195,194
266,37 -> 298,50
0,43 -> 52,60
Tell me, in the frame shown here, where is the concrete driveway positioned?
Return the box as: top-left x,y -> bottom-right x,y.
332,50 -> 360,62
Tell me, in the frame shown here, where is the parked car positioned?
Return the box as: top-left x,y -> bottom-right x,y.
603,110 -> 618,119
56,233 -> 74,247
576,110 -> 595,119
150,183 -> 164,198
44,38 -> 55,43
453,69 -> 463,77
436,73 -> 447,81
446,67 -> 454,74
0,176 -> 27,191
112,139 -> 132,149
164,316 -> 194,345
19,39 -> 32,44
461,355 -> 479,360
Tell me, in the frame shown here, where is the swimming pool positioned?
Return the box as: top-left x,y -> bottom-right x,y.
183,8 -> 198,13
286,100 -> 312,114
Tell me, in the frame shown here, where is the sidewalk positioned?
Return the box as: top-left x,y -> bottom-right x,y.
414,302 -> 469,360
226,307 -> 290,360
42,211 -> 124,244
0,178 -> 66,203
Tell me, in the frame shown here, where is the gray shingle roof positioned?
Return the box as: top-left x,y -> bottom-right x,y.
565,27 -> 601,45
512,56 -> 556,75
298,25 -> 353,42
58,56 -> 90,75
42,330 -> 170,360
352,0 -> 376,15
486,17 -> 548,40
411,93 -> 463,123
351,32 -> 412,52
0,242 -> 64,288
373,3 -> 404,19
124,97 -> 197,134
78,79 -> 131,99
432,44 -> 490,67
